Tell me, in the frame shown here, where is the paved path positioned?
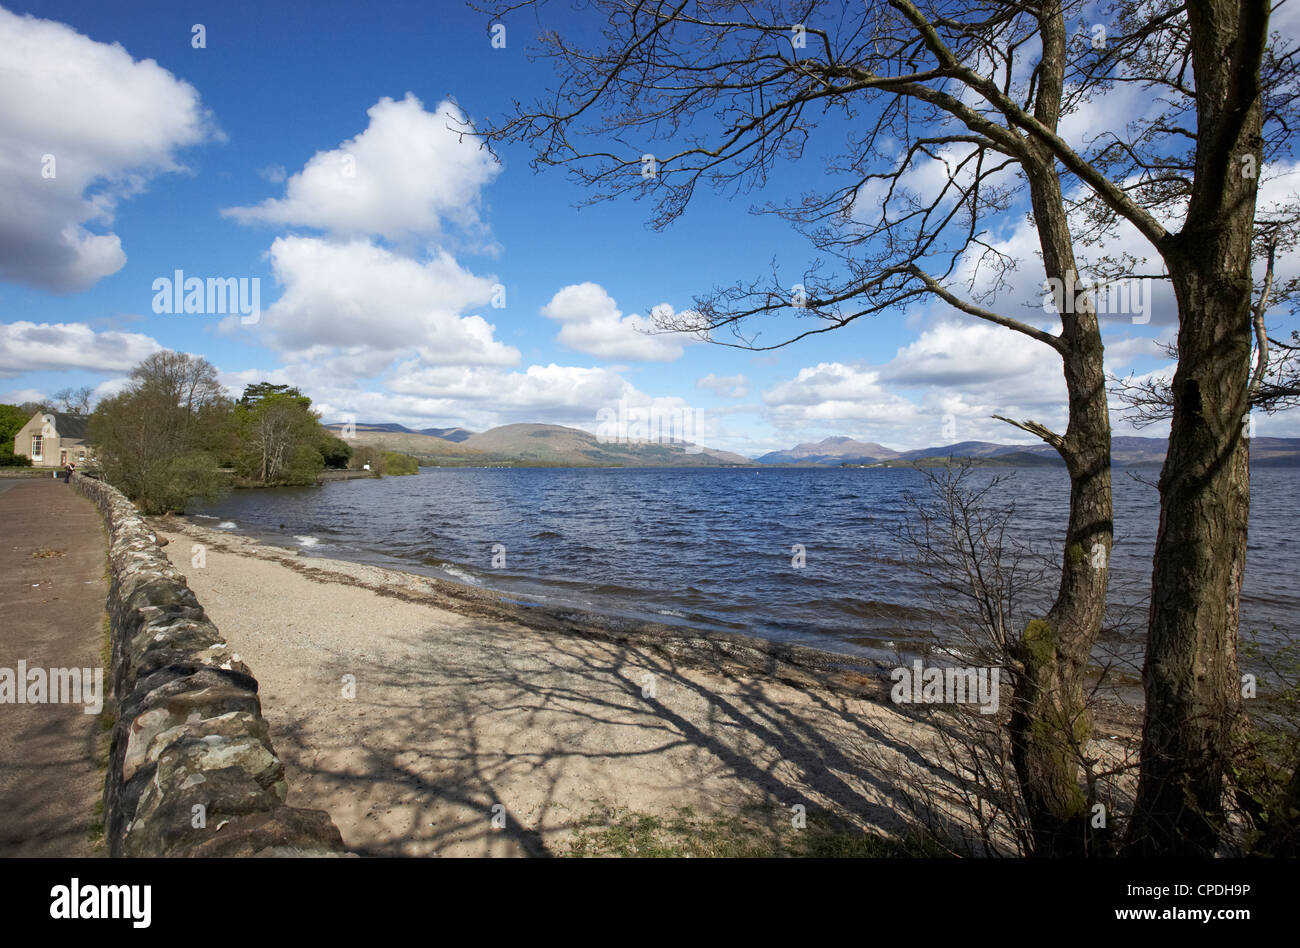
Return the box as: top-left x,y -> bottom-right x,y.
0,478 -> 107,856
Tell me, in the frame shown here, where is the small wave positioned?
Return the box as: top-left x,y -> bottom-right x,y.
442,564 -> 483,586
193,514 -> 218,520
216,521 -> 237,530
532,530 -> 562,540
655,608 -> 687,618
294,535 -> 321,547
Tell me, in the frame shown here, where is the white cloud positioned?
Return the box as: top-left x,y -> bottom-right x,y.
90,376 -> 131,402
224,94 -> 499,244
0,7 -> 213,292
231,358 -> 692,435
0,387 -> 46,406
883,320 -> 1059,390
246,236 -> 518,372
541,282 -> 689,361
386,361 -> 629,423
0,321 -> 162,377
759,318 -> 1074,448
763,362 -> 923,426
696,373 -> 749,398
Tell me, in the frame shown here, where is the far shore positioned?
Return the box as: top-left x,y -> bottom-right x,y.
150,516 -> 1140,856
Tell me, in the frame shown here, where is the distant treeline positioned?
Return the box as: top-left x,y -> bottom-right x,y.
4,352 -> 418,513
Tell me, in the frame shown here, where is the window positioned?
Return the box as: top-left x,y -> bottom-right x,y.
31,435 -> 42,461
78,451 -> 85,462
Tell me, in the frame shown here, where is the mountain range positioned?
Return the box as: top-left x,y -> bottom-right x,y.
323,422 -> 752,467
757,434 -> 1300,466
325,423 -> 1300,468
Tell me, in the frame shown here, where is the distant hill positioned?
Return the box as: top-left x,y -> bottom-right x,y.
324,421 -> 753,467
323,426 -> 487,461
758,434 -> 1300,467
326,422 -> 1300,468
326,422 -> 475,443
756,436 -> 902,465
460,423 -> 752,466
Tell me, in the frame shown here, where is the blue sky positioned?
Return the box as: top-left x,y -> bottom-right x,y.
2,0 -> 1297,456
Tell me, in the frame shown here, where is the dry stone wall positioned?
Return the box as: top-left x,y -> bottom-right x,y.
74,473 -> 347,857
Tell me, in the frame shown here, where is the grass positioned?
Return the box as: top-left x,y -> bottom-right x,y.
30,547 -> 65,558
87,799 -> 105,848
88,612 -> 114,855
562,804 -> 949,858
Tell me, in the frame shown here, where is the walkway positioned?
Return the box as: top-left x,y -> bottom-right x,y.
0,477 -> 108,856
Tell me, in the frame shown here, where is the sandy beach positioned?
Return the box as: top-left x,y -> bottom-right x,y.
151,517 -> 1136,856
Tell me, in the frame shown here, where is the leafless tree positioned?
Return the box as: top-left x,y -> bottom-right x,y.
867,463 -> 1138,855
482,0 -> 1121,856
89,352 -> 230,514
52,385 -> 94,414
1111,208 -> 1300,424
480,0 -> 1297,855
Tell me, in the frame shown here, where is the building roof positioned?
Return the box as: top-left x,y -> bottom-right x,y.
50,412 -> 90,440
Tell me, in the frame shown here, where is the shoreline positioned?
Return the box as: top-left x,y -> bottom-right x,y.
167,511 -> 1148,717
158,515 -> 898,697
150,516 -> 1141,856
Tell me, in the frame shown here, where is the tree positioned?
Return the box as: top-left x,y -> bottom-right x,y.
347,445 -> 386,474
484,0 -> 1121,856
0,404 -> 34,466
16,399 -> 52,417
483,0 -> 1295,855
1084,7 -> 1297,851
1079,1 -> 1294,857
237,382 -> 312,410
52,386 -> 94,414
1113,215 -> 1300,425
89,352 -> 230,514
233,384 -> 326,485
319,434 -> 353,470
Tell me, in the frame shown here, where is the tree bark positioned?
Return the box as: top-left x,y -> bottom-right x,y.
1126,0 -> 1267,857
1005,1 -> 1114,858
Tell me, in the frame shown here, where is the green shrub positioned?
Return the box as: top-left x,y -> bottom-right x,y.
380,451 -> 419,475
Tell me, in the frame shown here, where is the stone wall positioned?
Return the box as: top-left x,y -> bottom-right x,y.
74,473 -> 347,857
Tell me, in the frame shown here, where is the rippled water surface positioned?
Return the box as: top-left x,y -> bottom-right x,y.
193,466 -> 1299,667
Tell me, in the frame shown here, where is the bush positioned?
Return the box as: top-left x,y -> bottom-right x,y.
380,451 -> 419,475
0,404 -> 33,466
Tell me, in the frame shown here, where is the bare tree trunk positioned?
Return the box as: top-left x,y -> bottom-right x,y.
1005,3 -> 1113,858
1008,319 -> 1111,857
1126,0 -> 1267,857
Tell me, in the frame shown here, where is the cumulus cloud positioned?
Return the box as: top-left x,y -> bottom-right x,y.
230,358 -> 693,435
696,373 -> 749,398
759,318 -> 1075,448
0,387 -> 47,405
0,7 -> 213,292
386,362 -> 629,423
883,320 -> 1060,390
0,321 -> 162,377
245,236 -> 518,373
763,362 -> 923,425
223,94 -> 499,244
541,283 -> 689,362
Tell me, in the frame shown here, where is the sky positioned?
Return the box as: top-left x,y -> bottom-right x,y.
1,0 -> 1297,457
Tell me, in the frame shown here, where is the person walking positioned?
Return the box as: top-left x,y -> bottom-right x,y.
62,462 -> 75,484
